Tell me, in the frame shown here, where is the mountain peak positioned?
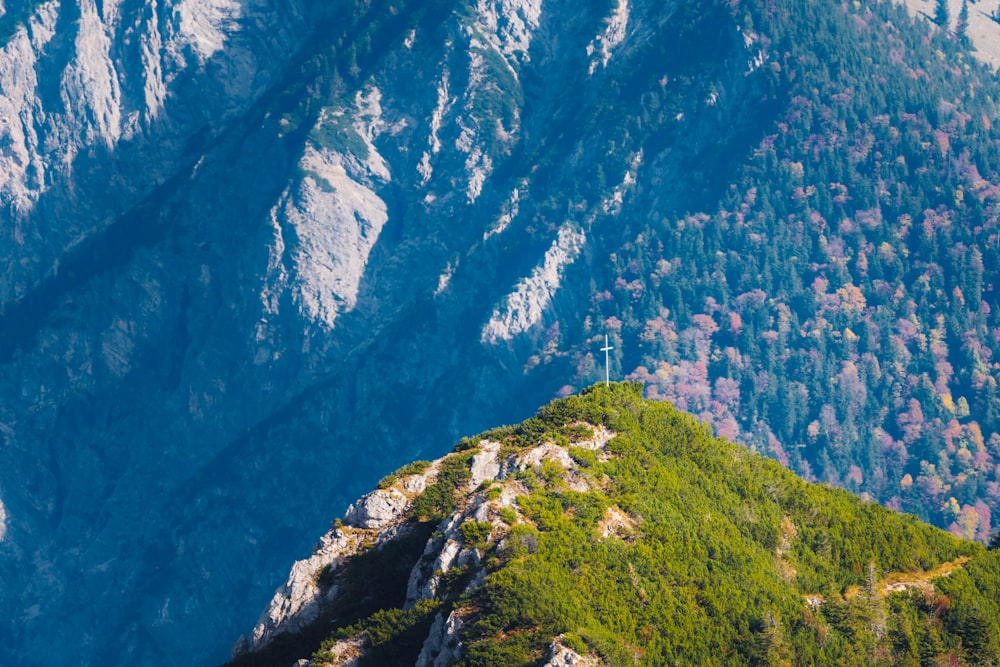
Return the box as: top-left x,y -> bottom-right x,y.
229,383 -> 1000,666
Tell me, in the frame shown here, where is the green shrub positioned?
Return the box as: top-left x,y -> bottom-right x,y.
561,631 -> 588,655
410,453 -> 473,521
568,446 -> 598,468
563,423 -> 595,441
396,460 -> 432,477
460,521 -> 493,549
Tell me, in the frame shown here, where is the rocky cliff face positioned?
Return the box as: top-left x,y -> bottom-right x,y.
233,420 -> 616,666
6,0 -> 998,664
0,0 -> 313,303
0,0 -> 772,663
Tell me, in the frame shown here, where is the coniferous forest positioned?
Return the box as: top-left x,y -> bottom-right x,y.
556,0 -> 1000,540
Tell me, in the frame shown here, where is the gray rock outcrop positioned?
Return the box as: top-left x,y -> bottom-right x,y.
344,487 -> 412,530
243,425 -> 617,665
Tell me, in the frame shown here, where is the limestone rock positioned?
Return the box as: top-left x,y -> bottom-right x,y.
415,610 -> 465,667
243,424 -> 618,664
544,636 -> 604,667
344,487 -> 412,530
249,528 -> 364,649
469,439 -> 502,487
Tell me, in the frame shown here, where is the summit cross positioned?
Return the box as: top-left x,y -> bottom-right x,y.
601,334 -> 614,387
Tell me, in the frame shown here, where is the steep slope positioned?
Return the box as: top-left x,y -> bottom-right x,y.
0,0 -> 777,663
230,383 -> 1000,666
2,0 -> 1000,665
0,0 -> 317,305
597,0 -> 1000,537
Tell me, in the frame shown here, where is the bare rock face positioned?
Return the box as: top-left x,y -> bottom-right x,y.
543,637 -> 604,667
0,0 -> 773,663
415,610 -> 465,667
468,439 -> 501,487
249,462 -> 438,649
0,0 -> 311,305
310,636 -> 364,666
248,528 -> 364,650
344,487 -> 412,529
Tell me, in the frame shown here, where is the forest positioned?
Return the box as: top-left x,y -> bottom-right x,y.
557,0 -> 1000,540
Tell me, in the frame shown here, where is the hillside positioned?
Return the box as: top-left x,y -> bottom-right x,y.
228,384 -> 1000,666
582,0 -> 1000,537
0,0 -> 999,663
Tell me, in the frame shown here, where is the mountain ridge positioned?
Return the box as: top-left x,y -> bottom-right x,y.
229,383 -> 1000,666
1,0 -> 1000,664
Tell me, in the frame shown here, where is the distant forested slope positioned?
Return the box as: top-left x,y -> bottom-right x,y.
563,0 -> 1000,539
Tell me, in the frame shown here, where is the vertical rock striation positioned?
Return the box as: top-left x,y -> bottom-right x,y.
0,0 -> 784,664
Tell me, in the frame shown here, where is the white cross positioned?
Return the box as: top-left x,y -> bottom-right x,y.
601,334 -> 614,386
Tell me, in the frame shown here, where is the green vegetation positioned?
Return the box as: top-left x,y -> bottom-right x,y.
230,384 -> 1000,666
564,0 -> 1000,541
315,599 -> 444,666
378,459 -> 432,490
498,507 -> 518,525
455,384 -> 998,665
409,452 -> 473,521
265,0 -> 454,149
298,168 -> 336,193
460,521 -> 493,549
309,111 -> 370,160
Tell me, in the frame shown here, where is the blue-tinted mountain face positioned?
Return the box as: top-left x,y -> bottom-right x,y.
0,0 -> 998,664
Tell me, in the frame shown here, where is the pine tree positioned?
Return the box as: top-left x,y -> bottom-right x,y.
957,0 -> 970,45
990,528 -> 1000,550
934,0 -> 949,27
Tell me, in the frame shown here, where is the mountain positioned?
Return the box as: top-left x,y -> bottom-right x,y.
228,383 -> 1000,666
2,0 -> 1000,664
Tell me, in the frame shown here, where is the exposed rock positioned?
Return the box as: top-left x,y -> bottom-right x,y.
570,424 -> 615,452
483,185 -> 523,240
586,0 -> 630,75
263,85 -> 394,329
473,0 -> 544,64
263,141 -> 389,329
544,636 -> 604,667
402,472 -> 431,495
597,505 -> 639,541
417,68 -> 452,184
415,610 -> 465,667
469,439 -> 502,487
172,0 -> 244,62
405,511 -> 481,605
481,225 -> 587,344
243,422 -> 619,665
315,634 -> 365,666
0,0 -> 310,305
249,528 -> 366,649
344,487 -> 412,530
516,441 -> 576,470
0,2 -> 59,226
